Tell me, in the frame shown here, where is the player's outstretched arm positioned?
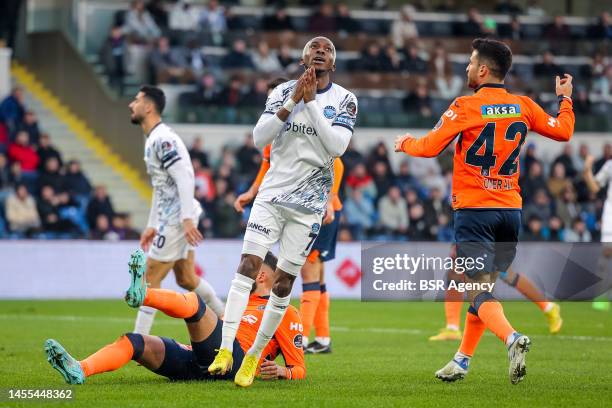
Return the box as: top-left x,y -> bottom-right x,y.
395,100 -> 464,157
527,74 -> 575,142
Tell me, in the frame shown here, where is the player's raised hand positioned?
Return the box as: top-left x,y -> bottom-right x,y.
556,74 -> 573,98
234,190 -> 255,213
182,218 -> 203,246
140,227 -> 157,252
291,74 -> 306,104
260,359 -> 287,380
303,67 -> 317,103
394,133 -> 414,153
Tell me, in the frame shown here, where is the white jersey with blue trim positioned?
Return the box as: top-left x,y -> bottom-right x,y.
595,159 -> 612,239
144,123 -> 202,227
256,80 -> 358,214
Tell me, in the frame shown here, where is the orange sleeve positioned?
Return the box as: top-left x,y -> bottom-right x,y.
331,158 -> 344,210
252,144 -> 272,191
524,97 -> 575,142
401,99 -> 465,158
275,306 -> 306,380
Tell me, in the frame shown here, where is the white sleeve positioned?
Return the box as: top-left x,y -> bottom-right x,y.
155,136 -> 196,222
252,82 -> 290,149
594,160 -> 612,188
303,99 -> 354,157
146,191 -> 159,229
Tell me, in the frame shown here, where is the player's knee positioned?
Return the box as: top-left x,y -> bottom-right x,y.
273,273 -> 296,297
123,333 -> 145,360
175,274 -> 197,290
237,254 -> 261,279
472,292 -> 496,314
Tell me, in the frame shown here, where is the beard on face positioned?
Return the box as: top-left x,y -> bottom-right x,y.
130,112 -> 142,125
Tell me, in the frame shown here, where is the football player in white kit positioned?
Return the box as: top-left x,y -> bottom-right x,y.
584,154 -> 612,311
208,37 -> 358,387
128,86 -> 225,334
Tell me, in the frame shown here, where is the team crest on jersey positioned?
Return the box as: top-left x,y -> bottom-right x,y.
161,141 -> 173,152
311,223 -> 321,234
323,105 -> 336,119
346,101 -> 357,117
293,334 -> 303,349
481,104 -> 521,119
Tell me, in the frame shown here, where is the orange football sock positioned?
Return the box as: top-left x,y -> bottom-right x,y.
79,335 -> 134,377
314,286 -> 330,337
444,287 -> 463,330
144,289 -> 199,319
514,274 -> 550,311
477,300 -> 516,343
458,311 -> 486,357
300,283 -> 321,338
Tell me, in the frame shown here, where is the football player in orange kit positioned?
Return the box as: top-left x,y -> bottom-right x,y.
44,250 -> 305,384
395,38 -> 574,384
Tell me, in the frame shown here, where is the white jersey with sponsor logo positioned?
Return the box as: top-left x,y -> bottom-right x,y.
595,159 -> 612,240
256,80 -> 358,214
144,123 -> 202,227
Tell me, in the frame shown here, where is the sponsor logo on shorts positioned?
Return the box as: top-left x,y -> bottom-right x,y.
293,334 -> 303,348
481,104 -> 521,118
323,105 -> 336,119
311,223 -> 321,234
247,222 -> 271,235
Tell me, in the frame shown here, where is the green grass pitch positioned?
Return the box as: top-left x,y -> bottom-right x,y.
1,300 -> 610,407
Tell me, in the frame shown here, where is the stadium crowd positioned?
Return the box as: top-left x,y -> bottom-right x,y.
0,87 -> 139,240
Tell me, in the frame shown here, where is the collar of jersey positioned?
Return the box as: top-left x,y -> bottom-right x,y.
317,81 -> 333,94
474,83 -> 506,93
147,121 -> 163,137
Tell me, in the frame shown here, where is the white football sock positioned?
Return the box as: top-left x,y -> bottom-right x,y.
315,336 -> 330,346
247,292 -> 291,358
134,306 -> 157,335
303,336 -> 309,347
194,278 -> 225,317
220,273 -> 254,351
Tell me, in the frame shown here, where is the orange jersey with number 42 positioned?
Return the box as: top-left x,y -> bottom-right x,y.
400,84 -> 575,209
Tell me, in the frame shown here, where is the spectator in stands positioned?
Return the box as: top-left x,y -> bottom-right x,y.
581,52 -> 606,80
199,0 -> 226,35
169,0 -> 199,31
37,185 -> 79,235
38,156 -> 66,195
526,0 -> 546,17
235,134 -> 261,176
0,121 -> 8,152
218,75 -> 249,108
408,203 -> 432,240
544,16 -> 571,40
86,185 -> 115,229
0,153 -> 11,193
378,186 -> 408,238
193,157 -> 215,202
5,183 -> 40,237
36,133 -> 62,171
345,163 -> 377,201
372,161 -> 393,201
523,188 -> 552,227
391,5 -> 418,49
0,87 -> 25,135
423,186 -> 451,227
342,140 -> 365,175
185,39 -> 209,78
335,3 -> 360,35
252,41 -> 282,74
547,162 -> 568,198
363,0 -> 388,11
344,189 -> 375,240
495,0 -> 522,14
556,185 -> 581,228
64,160 -> 92,201
435,64 -> 463,100
594,143 -> 612,174
90,214 -> 114,240
403,82 -> 432,117
263,7 -> 294,31
100,25 -> 127,95
150,36 -> 192,84
564,217 -> 592,242
548,216 -> 564,241
8,131 -> 39,174
592,64 -> 611,99
520,161 -> 547,203
395,159 -> 421,195
124,0 -> 161,43
572,87 -> 592,114
245,78 -> 270,108
212,188 -> 242,238
521,215 -> 545,241
435,0 -> 458,12
588,11 -> 612,39
357,42 -> 385,72
182,73 -> 221,106
367,141 -> 393,176
533,50 -> 564,78
552,144 -> 577,178
222,39 -> 255,69
435,213 -> 453,242
381,44 -> 403,72
457,8 -> 487,37
499,15 -> 523,40
308,3 -> 337,33
278,44 -> 297,73
428,43 -> 449,78
401,44 -> 427,74
17,111 -> 41,147
111,212 -> 140,240
189,137 -> 209,169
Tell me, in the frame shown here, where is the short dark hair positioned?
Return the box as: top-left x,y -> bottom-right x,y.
267,77 -> 289,91
263,251 -> 278,271
139,85 -> 166,114
471,38 -> 512,80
